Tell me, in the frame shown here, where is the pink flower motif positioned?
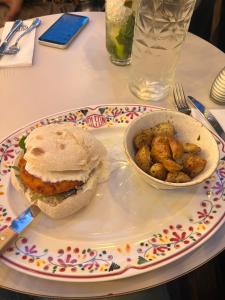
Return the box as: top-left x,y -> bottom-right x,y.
111,109 -> 121,117
153,246 -> 169,255
1,149 -> 14,161
84,260 -> 102,270
170,231 -> 187,242
57,254 -> 77,266
126,111 -> 139,120
197,208 -> 208,219
24,245 -> 37,254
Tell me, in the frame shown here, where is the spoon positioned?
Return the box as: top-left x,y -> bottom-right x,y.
4,18 -> 41,55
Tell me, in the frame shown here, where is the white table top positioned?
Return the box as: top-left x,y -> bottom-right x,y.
0,12 -> 225,298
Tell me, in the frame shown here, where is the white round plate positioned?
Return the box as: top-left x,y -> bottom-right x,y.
0,104 -> 225,282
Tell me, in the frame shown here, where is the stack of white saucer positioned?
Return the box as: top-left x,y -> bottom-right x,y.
210,67 -> 225,104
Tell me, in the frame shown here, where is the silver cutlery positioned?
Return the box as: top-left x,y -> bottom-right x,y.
0,204 -> 40,253
173,83 -> 191,115
173,83 -> 225,142
0,19 -> 23,55
3,18 -> 41,55
188,96 -> 225,142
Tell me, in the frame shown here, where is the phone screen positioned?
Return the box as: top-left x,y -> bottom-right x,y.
38,13 -> 89,46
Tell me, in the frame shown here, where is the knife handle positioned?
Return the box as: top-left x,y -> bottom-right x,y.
0,227 -> 18,253
4,20 -> 23,43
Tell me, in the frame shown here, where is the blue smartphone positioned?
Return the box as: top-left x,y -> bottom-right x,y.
38,13 -> 89,48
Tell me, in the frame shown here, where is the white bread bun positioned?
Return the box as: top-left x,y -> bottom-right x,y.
10,123 -> 107,219
11,157 -> 99,219
24,123 -> 106,173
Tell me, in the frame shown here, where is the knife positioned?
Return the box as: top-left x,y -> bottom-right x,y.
188,95 -> 225,142
0,19 -> 23,55
0,204 -> 40,253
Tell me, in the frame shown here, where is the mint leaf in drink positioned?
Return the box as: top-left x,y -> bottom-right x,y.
106,31 -> 126,60
116,14 -> 135,58
117,14 -> 135,45
19,135 -> 26,152
106,37 -> 117,56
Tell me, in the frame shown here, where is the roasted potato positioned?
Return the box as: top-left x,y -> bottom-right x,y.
151,136 -> 171,162
132,122 -> 207,183
150,163 -> 167,180
183,154 -> 206,178
135,145 -> 152,172
166,171 -> 191,183
168,136 -> 184,160
183,143 -> 201,154
134,128 -> 154,149
152,122 -> 175,137
161,158 -> 183,172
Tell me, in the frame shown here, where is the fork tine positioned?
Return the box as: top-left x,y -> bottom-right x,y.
173,83 -> 184,110
173,83 -> 191,115
173,83 -> 180,109
177,83 -> 185,107
180,84 -> 189,107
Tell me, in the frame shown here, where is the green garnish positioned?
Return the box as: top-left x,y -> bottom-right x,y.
10,166 -> 19,171
30,189 -> 77,204
116,14 -> 135,58
106,35 -> 126,59
19,135 -> 27,152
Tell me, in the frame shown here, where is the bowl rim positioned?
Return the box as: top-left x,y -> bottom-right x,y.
123,110 -> 220,188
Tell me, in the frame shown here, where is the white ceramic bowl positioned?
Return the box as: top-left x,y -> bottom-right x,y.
124,110 -> 220,190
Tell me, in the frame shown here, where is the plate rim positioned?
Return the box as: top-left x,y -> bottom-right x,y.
0,103 -> 224,282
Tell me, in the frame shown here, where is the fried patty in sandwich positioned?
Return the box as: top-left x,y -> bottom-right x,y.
18,157 -> 83,196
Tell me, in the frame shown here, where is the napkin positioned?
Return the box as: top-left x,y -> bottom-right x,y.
0,20 -> 36,68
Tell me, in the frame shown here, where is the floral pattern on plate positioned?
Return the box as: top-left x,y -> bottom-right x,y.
0,104 -> 224,282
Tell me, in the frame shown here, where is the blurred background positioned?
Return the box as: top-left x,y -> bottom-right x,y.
0,0 -> 224,53
189,0 -> 225,53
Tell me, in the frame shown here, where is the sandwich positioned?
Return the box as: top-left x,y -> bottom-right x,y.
11,122 -> 106,219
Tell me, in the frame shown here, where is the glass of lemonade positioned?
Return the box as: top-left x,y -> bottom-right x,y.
105,0 -> 136,66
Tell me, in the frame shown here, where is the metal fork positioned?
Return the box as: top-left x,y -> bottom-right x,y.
173,83 -> 191,115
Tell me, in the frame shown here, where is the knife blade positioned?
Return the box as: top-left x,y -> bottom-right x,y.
0,204 -> 40,253
188,95 -> 225,142
0,19 -> 23,55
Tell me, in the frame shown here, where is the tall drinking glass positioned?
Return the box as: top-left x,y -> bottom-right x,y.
105,0 -> 136,66
129,0 -> 196,101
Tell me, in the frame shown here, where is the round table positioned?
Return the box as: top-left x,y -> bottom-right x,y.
0,12 -> 225,299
